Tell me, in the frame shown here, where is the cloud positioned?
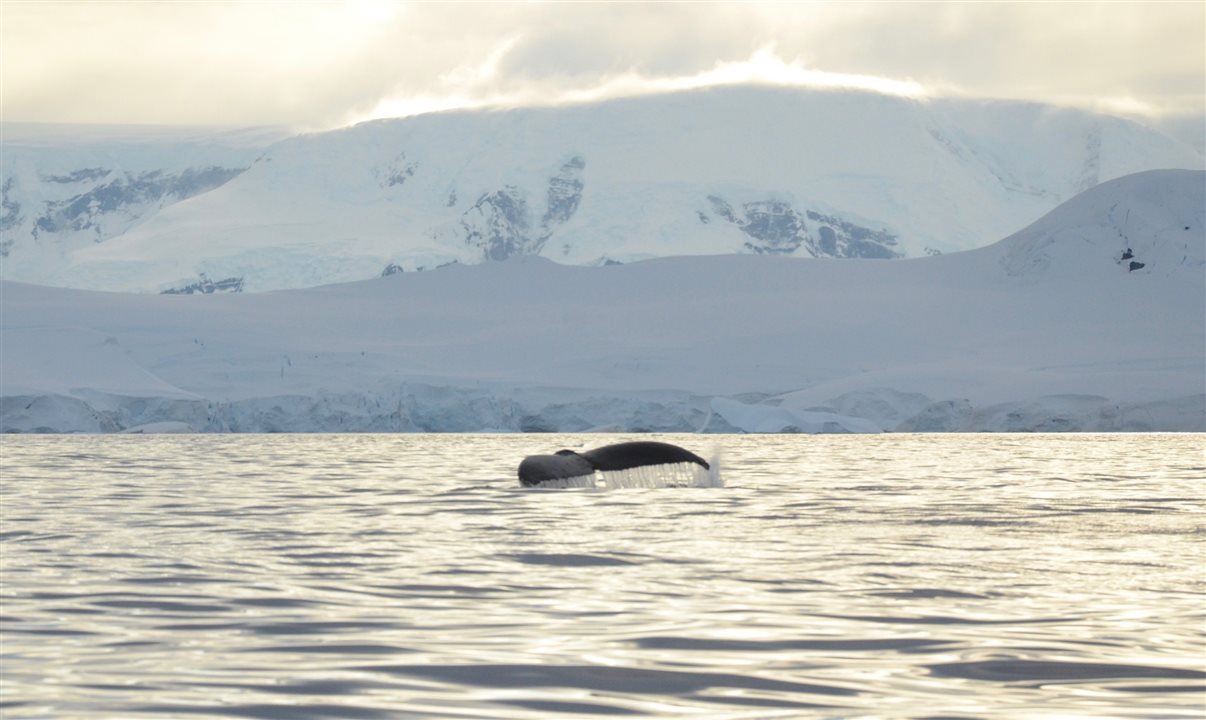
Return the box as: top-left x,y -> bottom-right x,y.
1,1 -> 1202,132
353,44 -> 932,127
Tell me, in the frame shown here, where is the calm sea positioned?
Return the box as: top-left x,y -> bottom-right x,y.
1,433 -> 1203,719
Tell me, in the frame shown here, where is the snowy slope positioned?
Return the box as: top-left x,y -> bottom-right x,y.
2,169 -> 1201,432
6,86 -> 1201,292
0,123 -> 288,286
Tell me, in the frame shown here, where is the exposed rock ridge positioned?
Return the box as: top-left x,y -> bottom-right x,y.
161,274 -> 245,295
31,166 -> 244,241
1,178 -> 20,256
706,196 -> 900,258
461,155 -> 586,261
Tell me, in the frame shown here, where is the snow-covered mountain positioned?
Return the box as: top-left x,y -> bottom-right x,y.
0,123 -> 287,285
3,169 -> 1201,433
3,86 -> 1201,292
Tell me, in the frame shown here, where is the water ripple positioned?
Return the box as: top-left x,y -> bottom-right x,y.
1,433 -> 1203,718
928,658 -> 1206,682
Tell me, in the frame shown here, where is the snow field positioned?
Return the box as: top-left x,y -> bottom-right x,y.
2,170 -> 1201,433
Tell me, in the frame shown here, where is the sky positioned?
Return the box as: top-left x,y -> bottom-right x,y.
2,1 -> 1204,145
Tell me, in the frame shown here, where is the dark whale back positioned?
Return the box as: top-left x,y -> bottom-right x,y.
518,441 -> 709,486
580,441 -> 709,473
517,451 -> 595,486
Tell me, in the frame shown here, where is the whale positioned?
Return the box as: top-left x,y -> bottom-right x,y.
518,440 -> 710,487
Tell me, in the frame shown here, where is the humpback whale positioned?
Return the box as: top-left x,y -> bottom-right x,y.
518,441 -> 714,488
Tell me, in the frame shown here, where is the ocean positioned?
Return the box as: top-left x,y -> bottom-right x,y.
2,433 -> 1203,718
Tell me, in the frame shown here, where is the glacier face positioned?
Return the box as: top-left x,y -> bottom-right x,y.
4,387 -> 1201,435
3,86 -> 1202,292
2,170 -> 1202,433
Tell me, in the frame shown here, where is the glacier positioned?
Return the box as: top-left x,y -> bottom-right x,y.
2,169 -> 1202,433
2,86 -> 1202,293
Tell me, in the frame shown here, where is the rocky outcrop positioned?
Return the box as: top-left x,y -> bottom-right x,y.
543,155 -> 585,226
1,178 -> 20,256
461,186 -> 536,261
375,152 -> 418,188
805,209 -> 900,258
32,166 -> 244,240
462,155 -> 586,261
706,195 -> 900,258
710,198 -> 807,255
42,168 -> 111,184
161,274 -> 245,295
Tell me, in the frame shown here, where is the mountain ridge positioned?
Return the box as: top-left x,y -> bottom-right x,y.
2,85 -> 1200,292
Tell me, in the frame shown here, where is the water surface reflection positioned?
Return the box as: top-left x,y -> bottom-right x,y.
2,433 -> 1203,718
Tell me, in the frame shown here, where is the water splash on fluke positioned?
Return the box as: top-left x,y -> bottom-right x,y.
518,441 -> 723,489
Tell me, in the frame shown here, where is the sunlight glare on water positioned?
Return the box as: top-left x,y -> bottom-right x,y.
1,433 -> 1203,718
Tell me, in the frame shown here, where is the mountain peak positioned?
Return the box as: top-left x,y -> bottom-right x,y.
3,91 -> 1201,292
994,169 -> 1205,280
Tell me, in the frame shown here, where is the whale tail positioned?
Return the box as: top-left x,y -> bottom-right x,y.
705,446 -> 723,488
526,473 -> 599,489
595,460 -> 719,489
518,440 -> 722,489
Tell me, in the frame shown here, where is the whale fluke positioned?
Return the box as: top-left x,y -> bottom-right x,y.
517,450 -> 597,486
518,441 -> 712,488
